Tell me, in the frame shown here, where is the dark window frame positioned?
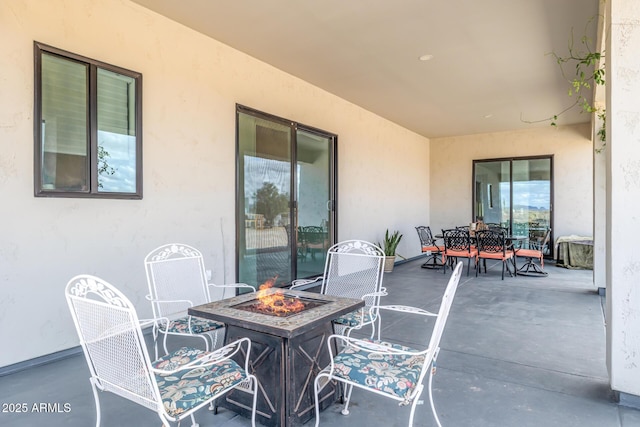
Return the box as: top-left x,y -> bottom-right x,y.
34,42 -> 143,199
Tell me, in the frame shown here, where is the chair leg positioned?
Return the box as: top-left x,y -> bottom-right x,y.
90,379 -> 101,427
426,365 -> 442,427
250,375 -> 258,427
342,384 -> 354,415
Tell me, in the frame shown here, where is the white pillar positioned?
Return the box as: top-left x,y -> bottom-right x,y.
606,0 -> 640,406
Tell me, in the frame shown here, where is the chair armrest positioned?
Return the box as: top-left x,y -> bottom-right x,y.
290,276 -> 323,289
150,337 -> 253,374
361,289 -> 388,300
145,295 -> 194,309
138,318 -> 160,329
208,282 -> 256,292
327,334 -> 426,357
376,304 -> 437,317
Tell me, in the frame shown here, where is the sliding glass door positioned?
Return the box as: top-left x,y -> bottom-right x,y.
473,156 -> 553,255
236,106 -> 336,289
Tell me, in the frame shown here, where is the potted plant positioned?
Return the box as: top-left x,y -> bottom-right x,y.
379,229 -> 404,273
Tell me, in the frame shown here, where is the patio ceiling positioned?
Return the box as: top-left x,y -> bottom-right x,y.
132,0 -> 600,139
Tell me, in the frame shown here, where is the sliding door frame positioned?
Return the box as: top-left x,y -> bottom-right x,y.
235,104 -> 338,286
472,154 -> 554,257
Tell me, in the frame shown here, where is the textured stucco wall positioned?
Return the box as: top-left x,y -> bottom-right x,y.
430,124 -> 594,241
0,0 -> 430,367
606,0 -> 640,399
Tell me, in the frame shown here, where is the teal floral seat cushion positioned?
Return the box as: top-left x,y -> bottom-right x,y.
164,316 -> 224,334
330,340 -> 425,400
333,309 -> 374,327
153,347 -> 247,417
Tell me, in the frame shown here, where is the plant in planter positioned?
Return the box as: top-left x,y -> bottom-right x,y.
379,229 -> 404,273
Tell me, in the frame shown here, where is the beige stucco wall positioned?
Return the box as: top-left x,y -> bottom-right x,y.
0,0 -> 430,367
606,0 -> 640,400
430,124 -> 594,242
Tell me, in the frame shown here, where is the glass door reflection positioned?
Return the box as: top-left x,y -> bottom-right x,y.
296,129 -> 332,279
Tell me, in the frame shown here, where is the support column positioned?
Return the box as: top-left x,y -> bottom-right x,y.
606,0 -> 640,406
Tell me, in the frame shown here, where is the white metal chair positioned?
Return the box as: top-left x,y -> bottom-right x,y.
313,261 -> 464,427
145,243 -> 255,358
65,274 -> 258,427
291,239 -> 386,337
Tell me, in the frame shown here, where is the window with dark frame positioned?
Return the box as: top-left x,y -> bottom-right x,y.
34,42 -> 142,199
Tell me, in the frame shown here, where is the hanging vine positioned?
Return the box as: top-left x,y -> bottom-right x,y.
523,16 -> 605,150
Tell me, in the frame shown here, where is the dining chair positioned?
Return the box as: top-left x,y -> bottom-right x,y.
312,261 -> 464,427
516,227 -> 552,276
145,243 -> 256,358
302,225 -> 329,260
415,226 -> 445,269
65,274 -> 258,427
290,239 -> 386,337
475,229 -> 517,280
442,228 -> 478,276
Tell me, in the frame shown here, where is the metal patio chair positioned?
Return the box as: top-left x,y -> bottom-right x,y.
145,243 -> 256,358
313,261 -> 464,427
415,226 -> 445,269
476,229 -> 517,280
442,228 -> 478,276
516,227 -> 552,276
291,239 -> 386,337
65,274 -> 258,427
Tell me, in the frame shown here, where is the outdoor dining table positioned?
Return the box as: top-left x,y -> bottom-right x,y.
188,288 -> 364,427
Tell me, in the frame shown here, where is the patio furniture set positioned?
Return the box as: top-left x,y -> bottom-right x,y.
416,225 -> 552,279
64,240 -> 464,427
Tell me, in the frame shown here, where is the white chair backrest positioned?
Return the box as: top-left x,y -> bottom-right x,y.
145,244 -> 210,319
322,240 -> 385,307
423,261 -> 463,373
65,275 -> 160,411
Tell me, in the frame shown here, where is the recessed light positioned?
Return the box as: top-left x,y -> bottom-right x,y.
419,54 -> 434,61
484,114 -> 493,119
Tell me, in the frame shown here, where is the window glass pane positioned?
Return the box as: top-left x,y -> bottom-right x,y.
97,68 -> 137,193
512,159 -> 551,245
238,112 -> 292,289
474,160 -> 510,226
41,53 -> 88,191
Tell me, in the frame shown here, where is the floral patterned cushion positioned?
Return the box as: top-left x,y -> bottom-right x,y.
333,309 -> 374,327
164,316 -> 224,334
153,347 -> 247,417
330,340 -> 425,400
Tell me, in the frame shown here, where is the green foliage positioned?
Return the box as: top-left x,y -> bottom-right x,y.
378,229 -> 403,257
522,16 -> 606,149
254,182 -> 289,226
548,19 -> 606,145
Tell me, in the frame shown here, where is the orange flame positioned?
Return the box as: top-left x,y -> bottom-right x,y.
256,275 -> 305,315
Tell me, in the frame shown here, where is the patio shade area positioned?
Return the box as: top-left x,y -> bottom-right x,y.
1,259 -> 639,426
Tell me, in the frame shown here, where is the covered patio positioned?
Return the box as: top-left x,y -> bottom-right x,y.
2,259 -> 637,427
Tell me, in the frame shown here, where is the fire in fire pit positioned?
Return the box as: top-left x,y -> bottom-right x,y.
232,276 -> 328,317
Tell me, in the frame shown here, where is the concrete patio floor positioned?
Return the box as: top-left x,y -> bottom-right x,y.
2,257 -> 640,426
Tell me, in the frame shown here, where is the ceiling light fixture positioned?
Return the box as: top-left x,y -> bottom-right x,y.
419,54 -> 433,61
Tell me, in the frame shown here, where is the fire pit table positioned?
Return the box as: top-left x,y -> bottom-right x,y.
188,288 -> 364,427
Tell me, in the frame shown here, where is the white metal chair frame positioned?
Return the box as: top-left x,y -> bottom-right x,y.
313,261 -> 464,427
65,274 -> 258,427
145,243 -> 256,358
291,239 -> 387,337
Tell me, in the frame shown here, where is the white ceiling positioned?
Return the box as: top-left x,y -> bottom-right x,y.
132,0 -> 600,139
